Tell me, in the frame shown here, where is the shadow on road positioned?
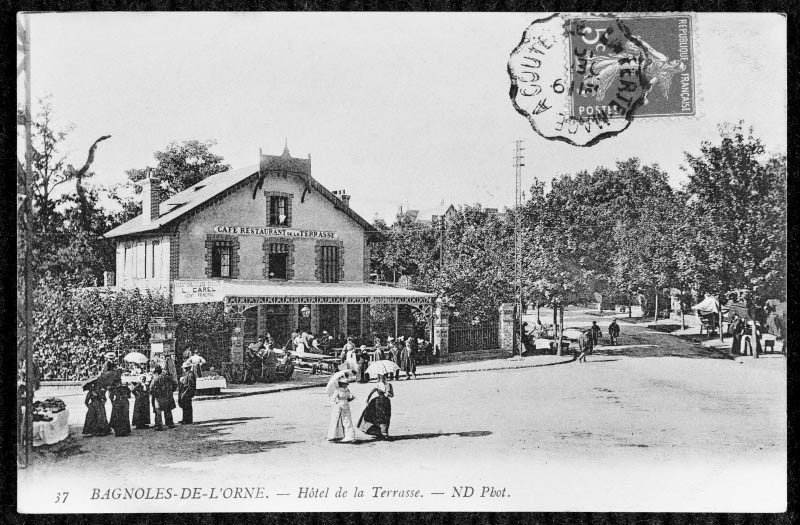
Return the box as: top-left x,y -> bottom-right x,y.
195,416 -> 271,425
386,430 -> 492,441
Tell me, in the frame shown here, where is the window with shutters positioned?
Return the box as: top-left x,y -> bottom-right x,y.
320,245 -> 340,283
268,243 -> 289,279
211,241 -> 233,278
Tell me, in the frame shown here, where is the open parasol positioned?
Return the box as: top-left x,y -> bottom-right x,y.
123,351 -> 149,364
365,360 -> 400,378
325,369 -> 356,396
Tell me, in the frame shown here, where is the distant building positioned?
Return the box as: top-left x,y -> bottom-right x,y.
400,203 -> 456,228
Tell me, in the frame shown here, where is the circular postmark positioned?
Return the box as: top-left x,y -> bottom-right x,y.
509,13 -> 688,146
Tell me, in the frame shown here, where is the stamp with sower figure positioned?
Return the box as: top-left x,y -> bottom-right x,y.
569,15 -> 695,120
508,13 -> 696,147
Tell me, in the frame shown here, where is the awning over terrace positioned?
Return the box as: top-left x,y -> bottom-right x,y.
221,280 -> 436,315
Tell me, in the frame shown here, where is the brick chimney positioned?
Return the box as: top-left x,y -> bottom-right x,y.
333,189 -> 350,208
140,177 -> 161,223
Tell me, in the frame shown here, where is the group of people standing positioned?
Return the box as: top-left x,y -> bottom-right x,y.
82,352 -> 203,437
576,320 -> 620,362
339,334 -> 427,382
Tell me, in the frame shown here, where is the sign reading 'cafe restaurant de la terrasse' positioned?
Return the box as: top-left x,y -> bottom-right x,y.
103,144 -> 435,348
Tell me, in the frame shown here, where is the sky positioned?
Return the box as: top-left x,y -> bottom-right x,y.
21,12 -> 787,223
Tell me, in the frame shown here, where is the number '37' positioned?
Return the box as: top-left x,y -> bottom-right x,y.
54,491 -> 69,503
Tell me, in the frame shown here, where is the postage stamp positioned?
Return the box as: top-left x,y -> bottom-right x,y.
508,13 -> 696,146
568,15 -> 696,120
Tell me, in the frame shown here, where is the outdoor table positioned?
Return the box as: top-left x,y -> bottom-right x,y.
293,350 -> 339,374
32,408 -> 70,447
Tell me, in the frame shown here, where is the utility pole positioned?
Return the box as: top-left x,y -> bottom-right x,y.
514,140 -> 525,356
17,13 -> 33,468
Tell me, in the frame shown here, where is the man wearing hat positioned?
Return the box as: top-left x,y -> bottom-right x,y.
178,362 -> 197,424
101,351 -> 117,373
576,330 -> 592,363
149,365 -> 176,430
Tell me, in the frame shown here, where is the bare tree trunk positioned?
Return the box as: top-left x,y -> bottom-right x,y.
557,304 -> 564,357
654,288 -> 658,323
628,292 -> 632,318
553,303 -> 560,356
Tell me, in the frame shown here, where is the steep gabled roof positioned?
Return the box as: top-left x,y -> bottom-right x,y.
105,149 -> 381,240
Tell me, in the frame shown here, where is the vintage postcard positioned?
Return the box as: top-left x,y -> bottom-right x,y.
16,12 -> 786,513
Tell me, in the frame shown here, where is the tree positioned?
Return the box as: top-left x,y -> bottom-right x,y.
20,99 -> 110,235
678,122 -> 786,302
115,139 -> 232,221
17,99 -> 113,285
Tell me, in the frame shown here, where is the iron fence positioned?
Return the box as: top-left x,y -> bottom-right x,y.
449,321 -> 499,352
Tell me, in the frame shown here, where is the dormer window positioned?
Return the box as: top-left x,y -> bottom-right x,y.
265,192 -> 293,227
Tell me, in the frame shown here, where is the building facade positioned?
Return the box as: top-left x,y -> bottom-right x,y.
106,146 -> 435,349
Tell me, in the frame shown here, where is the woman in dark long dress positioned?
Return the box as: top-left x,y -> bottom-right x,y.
82,383 -> 99,436
356,345 -> 370,383
358,375 -> 394,440
92,386 -> 111,436
131,379 -> 151,429
109,383 -> 132,437
178,364 -> 197,424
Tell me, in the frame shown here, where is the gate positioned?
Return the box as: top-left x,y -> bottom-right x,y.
448,321 -> 499,352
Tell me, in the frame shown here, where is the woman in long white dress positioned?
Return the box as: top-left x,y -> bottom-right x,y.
327,372 -> 356,443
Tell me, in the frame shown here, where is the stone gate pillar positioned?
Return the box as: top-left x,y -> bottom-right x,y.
148,317 -> 178,380
229,317 -> 246,364
433,299 -> 450,360
499,303 -> 516,357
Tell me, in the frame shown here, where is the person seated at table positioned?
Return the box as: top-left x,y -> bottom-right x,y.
319,331 -> 332,354
310,336 -> 323,354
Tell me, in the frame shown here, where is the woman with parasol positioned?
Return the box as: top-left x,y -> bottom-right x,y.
326,370 -> 357,443
357,374 -> 394,440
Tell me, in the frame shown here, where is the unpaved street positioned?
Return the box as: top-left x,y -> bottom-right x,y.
19,314 -> 786,512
